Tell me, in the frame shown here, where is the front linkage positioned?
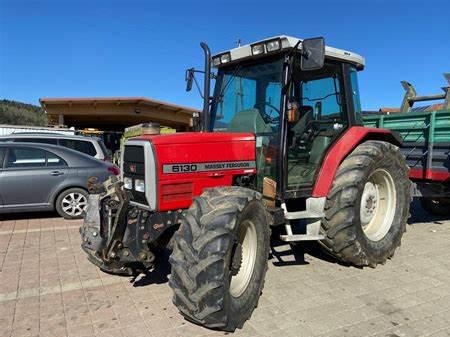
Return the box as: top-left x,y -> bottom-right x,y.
80,176 -> 182,275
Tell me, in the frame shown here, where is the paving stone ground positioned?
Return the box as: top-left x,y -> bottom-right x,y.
1,201 -> 449,337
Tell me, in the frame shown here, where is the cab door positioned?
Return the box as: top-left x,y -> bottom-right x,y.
286,62 -> 349,191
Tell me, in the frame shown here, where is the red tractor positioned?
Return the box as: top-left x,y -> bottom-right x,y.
81,36 -> 411,331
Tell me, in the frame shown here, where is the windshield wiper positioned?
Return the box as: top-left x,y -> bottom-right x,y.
214,65 -> 242,103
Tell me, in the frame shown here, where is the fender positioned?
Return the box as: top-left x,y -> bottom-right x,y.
312,126 -> 402,197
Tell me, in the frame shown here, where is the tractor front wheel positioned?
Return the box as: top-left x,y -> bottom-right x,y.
169,187 -> 271,331
320,140 -> 411,267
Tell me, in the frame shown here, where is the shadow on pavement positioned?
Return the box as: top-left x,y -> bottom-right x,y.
131,249 -> 171,286
408,199 -> 448,225
269,226 -> 340,267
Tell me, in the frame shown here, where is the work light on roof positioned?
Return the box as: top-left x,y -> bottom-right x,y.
251,43 -> 265,55
220,53 -> 231,63
212,52 -> 231,66
265,38 -> 281,52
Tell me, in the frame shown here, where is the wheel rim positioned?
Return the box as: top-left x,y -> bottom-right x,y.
229,220 -> 258,298
360,168 -> 397,241
62,192 -> 87,217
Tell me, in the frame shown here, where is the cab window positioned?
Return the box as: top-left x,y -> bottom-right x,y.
349,66 -> 363,124
287,61 -> 348,190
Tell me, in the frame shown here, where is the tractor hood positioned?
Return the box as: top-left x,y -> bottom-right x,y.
132,132 -> 257,211
136,132 -> 255,146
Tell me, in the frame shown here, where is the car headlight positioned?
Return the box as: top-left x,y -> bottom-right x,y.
135,179 -> 145,193
123,177 -> 132,190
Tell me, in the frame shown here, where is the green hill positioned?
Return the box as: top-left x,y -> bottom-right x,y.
0,99 -> 46,126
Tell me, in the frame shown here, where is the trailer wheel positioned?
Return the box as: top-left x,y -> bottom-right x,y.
320,141 -> 411,267
420,197 -> 450,216
169,186 -> 270,331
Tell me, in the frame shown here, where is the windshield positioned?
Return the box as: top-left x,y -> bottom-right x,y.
210,56 -> 284,189
210,57 -> 284,134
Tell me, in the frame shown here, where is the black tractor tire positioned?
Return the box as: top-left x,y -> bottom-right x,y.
319,140 -> 411,267
55,188 -> 89,219
169,186 -> 271,332
420,197 -> 450,216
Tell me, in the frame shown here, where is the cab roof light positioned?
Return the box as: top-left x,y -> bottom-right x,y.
212,52 -> 231,66
220,52 -> 231,63
251,43 -> 265,55
265,38 -> 281,52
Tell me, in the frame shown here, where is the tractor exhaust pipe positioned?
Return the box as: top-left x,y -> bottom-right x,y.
200,42 -> 211,131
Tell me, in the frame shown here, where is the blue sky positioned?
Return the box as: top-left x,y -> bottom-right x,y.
1,0 -> 449,111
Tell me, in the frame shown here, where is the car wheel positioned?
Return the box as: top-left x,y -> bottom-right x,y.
56,188 -> 89,219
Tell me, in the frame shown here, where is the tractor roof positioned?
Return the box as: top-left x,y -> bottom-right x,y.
212,35 -> 365,70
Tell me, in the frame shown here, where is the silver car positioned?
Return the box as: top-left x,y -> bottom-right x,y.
0,142 -> 119,219
0,133 -> 111,161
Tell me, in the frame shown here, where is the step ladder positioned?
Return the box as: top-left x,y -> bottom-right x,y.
279,197 -> 326,242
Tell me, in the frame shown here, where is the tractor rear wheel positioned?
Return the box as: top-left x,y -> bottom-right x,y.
169,186 -> 271,331
420,197 -> 450,216
319,140 -> 411,267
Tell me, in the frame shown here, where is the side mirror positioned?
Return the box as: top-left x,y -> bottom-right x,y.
185,68 -> 194,92
301,37 -> 325,71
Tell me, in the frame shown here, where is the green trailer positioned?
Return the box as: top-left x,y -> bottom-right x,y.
363,74 -> 450,215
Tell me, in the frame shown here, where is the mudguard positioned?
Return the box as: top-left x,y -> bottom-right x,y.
312,126 -> 402,197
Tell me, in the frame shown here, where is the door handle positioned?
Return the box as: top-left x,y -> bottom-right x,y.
50,171 -> 64,176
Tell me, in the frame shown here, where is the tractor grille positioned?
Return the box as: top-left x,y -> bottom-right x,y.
123,145 -> 148,205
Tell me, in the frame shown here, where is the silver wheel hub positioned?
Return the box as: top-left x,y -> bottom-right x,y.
360,169 -> 397,241
62,193 -> 87,217
229,220 -> 257,298
361,182 -> 378,225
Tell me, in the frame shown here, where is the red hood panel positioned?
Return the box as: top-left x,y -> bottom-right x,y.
136,132 -> 255,145
138,132 -> 256,211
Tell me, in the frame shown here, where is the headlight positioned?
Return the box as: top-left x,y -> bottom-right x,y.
220,53 -> 231,63
251,43 -> 265,55
266,39 -> 281,52
212,57 -> 221,66
123,177 -> 132,190
135,179 -> 145,192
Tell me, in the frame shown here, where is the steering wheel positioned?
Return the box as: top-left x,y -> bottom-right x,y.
260,102 -> 280,123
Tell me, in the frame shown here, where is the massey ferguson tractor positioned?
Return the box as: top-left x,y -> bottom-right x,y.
81,36 -> 411,331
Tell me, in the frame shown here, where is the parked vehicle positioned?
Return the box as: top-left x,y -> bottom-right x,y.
363,73 -> 450,216
0,124 -> 75,137
0,142 -> 118,219
0,133 -> 111,161
81,36 -> 411,331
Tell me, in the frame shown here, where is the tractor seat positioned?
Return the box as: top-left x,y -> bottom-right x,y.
228,109 -> 272,134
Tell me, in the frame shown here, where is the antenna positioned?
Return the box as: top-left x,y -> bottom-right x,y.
236,38 -> 242,47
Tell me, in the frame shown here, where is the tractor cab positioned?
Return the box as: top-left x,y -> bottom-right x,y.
189,36 -> 366,199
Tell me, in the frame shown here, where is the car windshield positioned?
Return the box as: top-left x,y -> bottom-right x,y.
210,56 -> 284,135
